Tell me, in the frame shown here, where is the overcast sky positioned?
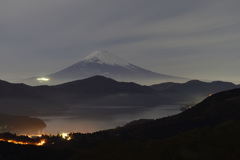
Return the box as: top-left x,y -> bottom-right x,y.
1,0 -> 240,83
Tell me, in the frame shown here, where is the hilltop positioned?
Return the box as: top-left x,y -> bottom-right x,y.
24,50 -> 186,85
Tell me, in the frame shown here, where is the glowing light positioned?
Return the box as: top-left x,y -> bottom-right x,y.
37,77 -> 50,82
36,139 -> 46,146
0,138 -> 46,146
28,135 -> 42,138
61,133 -> 71,140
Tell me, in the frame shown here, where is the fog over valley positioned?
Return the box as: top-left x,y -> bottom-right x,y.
1,1 -> 240,159
0,76 -> 238,134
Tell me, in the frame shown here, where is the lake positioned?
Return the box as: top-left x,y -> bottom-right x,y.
37,105 -> 182,134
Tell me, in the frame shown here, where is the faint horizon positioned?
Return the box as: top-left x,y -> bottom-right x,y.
1,0 -> 240,83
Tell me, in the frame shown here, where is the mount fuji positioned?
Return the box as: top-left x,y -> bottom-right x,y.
25,50 -> 187,85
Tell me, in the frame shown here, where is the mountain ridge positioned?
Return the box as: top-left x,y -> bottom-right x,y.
0,76 -> 162,116
82,50 -> 130,66
151,79 -> 238,103
2,81 -> 240,159
2,76 -> 240,117
24,50 -> 187,85
0,113 -> 46,134
98,87 -> 240,140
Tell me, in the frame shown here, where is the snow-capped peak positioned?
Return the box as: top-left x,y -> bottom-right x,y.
82,50 -> 130,66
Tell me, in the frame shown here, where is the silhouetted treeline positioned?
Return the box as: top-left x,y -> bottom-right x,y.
2,87 -> 240,159
0,113 -> 46,134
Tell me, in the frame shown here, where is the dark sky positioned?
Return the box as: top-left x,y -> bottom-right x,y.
1,0 -> 240,83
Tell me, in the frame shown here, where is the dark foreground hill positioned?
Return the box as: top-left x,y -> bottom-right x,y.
2,88 -> 240,159
1,76 -> 239,116
0,79 -> 67,115
104,87 -> 240,140
51,75 -> 160,106
55,87 -> 240,159
0,76 -> 162,116
0,113 -> 46,134
151,80 -> 238,103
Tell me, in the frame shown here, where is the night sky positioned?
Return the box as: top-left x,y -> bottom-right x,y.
1,0 -> 240,83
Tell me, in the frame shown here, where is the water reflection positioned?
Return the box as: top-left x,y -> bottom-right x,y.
37,105 -> 181,134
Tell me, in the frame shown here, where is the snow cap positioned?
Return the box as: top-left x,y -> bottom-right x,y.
82,50 -> 130,66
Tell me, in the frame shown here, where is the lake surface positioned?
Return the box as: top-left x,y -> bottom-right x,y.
37,105 -> 181,134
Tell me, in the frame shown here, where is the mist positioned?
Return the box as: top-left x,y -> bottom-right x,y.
37,105 -> 181,134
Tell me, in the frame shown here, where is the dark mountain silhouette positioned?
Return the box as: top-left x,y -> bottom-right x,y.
2,87 -> 240,159
1,77 -> 239,117
54,75 -> 155,95
24,50 -> 187,85
151,80 -> 236,93
0,79 -> 66,116
0,80 -> 33,98
102,87 -> 240,140
151,80 -> 238,103
43,75 -> 162,107
75,88 -> 240,160
0,113 -> 46,134
49,87 -> 240,159
0,76 -> 162,116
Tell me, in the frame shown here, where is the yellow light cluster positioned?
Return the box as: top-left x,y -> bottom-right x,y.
37,77 -> 50,82
0,138 -> 46,146
61,133 -> 71,141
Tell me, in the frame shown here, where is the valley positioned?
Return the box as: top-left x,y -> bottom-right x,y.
0,76 -> 239,134
1,86 -> 240,159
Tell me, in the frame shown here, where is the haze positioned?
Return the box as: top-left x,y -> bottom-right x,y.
0,0 -> 240,83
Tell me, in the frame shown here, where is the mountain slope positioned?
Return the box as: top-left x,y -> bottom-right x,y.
82,50 -> 129,66
101,87 -> 240,140
62,87 -> 240,159
151,80 -> 238,103
151,80 -> 236,93
39,75 -> 162,107
54,75 -> 155,95
0,76 -> 163,116
2,84 -> 240,160
2,77 -> 239,116
0,113 -> 46,134
0,80 -> 66,116
25,50 -> 187,85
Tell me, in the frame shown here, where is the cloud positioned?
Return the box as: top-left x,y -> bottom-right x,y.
0,0 -> 240,82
